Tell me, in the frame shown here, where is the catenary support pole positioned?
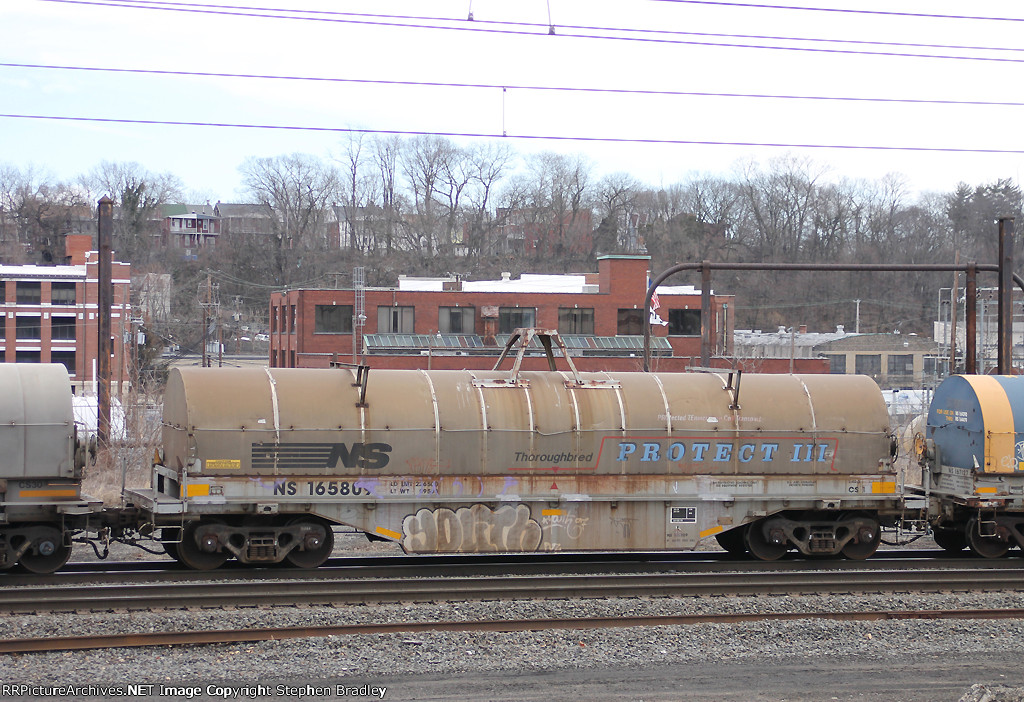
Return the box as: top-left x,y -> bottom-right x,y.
97,196 -> 113,447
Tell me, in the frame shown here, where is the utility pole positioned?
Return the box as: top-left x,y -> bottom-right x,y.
997,217 -> 1015,374
949,252 -> 960,374
854,299 -> 861,334
97,196 -> 113,448
199,274 -> 220,367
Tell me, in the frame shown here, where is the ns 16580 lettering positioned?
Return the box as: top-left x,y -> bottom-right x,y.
273,481 -> 364,496
308,481 -> 363,496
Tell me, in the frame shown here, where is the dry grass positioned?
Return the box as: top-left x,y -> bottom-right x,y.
82,385 -> 164,506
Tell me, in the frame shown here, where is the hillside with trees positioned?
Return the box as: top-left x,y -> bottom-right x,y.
2,140 -> 1021,367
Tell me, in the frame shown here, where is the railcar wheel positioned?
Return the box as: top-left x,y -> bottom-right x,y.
17,526 -> 71,575
932,526 -> 967,553
745,519 -> 788,561
284,517 -> 334,569
715,527 -> 748,556
966,518 -> 1010,559
839,513 -> 881,560
177,520 -> 229,571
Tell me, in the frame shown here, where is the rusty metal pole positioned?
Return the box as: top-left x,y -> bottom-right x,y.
966,262 -> 977,374
949,252 -> 959,374
97,196 -> 113,447
701,261 -> 712,366
998,218 -> 1015,374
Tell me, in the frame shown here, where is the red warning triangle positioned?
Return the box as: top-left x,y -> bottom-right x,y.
550,481 -> 559,490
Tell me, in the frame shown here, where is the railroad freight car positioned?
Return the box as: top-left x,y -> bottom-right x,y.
125,357 -> 904,569
0,364 -> 96,573
922,374 -> 1024,557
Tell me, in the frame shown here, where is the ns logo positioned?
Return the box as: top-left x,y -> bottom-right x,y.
328,442 -> 392,469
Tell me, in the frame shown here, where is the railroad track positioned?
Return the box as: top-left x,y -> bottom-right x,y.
2,560 -> 1024,614
4,608 -> 1024,654
2,548 -> 1010,587
4,552 -> 1024,655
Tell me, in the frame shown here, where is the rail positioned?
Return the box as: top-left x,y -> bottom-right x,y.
4,608 -> 1024,653
3,555 -> 1024,614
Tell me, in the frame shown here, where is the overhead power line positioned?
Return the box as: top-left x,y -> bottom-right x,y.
39,0 -> 1024,63
647,0 -> 1024,23
7,61 -> 1024,108
5,112 -> 1024,155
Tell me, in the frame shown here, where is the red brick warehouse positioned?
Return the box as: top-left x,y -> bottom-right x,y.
0,234 -> 132,392
270,255 -> 744,372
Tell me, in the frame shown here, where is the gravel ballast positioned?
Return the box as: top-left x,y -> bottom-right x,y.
1,591 -> 1024,700
2,538 -> 1024,700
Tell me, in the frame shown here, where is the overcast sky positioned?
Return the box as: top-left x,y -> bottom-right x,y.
4,0 -> 1024,201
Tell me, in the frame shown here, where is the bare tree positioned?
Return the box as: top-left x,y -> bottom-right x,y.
433,140 -> 474,257
238,153 -> 341,283
371,136 -> 403,254
334,133 -> 377,253
593,172 -> 641,256
736,155 -> 828,259
402,135 -> 450,256
520,152 -> 594,266
0,164 -> 89,264
81,161 -> 183,264
464,142 -> 516,257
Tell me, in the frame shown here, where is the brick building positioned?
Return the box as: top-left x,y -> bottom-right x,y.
816,333 -> 943,389
0,235 -> 132,392
269,255 -> 740,372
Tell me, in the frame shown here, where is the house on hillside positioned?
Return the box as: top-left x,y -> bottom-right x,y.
213,202 -> 276,240
158,204 -> 219,257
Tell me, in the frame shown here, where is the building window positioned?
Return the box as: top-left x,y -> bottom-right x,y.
51,350 -> 75,375
558,307 -> 594,335
290,305 -> 297,334
824,354 -> 846,374
16,350 -> 40,363
923,356 -> 948,378
498,307 -> 536,334
51,316 -> 76,341
314,305 -> 353,334
855,354 -> 882,376
617,309 -> 644,335
378,306 -> 415,333
439,307 -> 474,334
16,282 -> 41,305
51,282 -> 76,305
668,309 -> 701,336
0,282 -> 5,304
15,316 -> 40,340
887,354 -> 914,376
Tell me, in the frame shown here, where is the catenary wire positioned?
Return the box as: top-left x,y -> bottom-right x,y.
4,113 -> 1024,154
38,0 -> 1024,56
646,0 -> 1024,23
5,61 -> 1024,108
38,0 -> 1024,63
